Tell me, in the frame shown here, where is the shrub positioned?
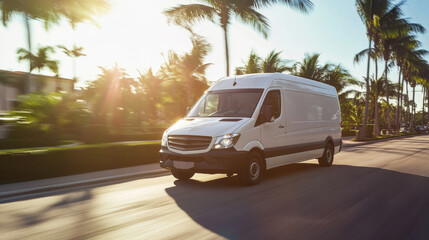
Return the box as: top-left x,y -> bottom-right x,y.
342,129 -> 357,137
78,124 -> 109,143
0,142 -> 161,184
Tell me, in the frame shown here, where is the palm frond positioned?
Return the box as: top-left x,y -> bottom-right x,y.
251,0 -> 313,13
234,6 -> 269,38
164,4 -> 217,26
354,47 -> 375,64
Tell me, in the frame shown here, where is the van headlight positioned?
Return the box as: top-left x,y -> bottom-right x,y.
161,132 -> 168,146
213,133 -> 240,149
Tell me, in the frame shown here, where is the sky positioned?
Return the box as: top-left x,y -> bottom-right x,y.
0,0 -> 428,107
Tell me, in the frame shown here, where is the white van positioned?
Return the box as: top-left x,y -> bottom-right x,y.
160,73 -> 342,185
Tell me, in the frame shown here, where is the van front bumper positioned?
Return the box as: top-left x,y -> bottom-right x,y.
160,147 -> 247,174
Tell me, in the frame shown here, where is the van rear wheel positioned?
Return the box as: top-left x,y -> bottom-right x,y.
239,152 -> 263,186
171,169 -> 194,180
318,142 -> 334,167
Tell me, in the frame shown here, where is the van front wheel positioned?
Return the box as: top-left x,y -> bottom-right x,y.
171,169 -> 194,180
318,142 -> 334,167
239,152 -> 263,186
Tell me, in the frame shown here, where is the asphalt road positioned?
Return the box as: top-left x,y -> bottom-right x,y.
1,135 -> 429,240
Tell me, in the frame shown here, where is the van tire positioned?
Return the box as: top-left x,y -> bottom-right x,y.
239,152 -> 263,186
171,169 -> 194,180
318,142 -> 334,167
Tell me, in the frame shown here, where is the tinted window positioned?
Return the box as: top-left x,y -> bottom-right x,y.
261,90 -> 281,119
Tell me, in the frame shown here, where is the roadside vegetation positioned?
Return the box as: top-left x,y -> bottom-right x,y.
0,141 -> 161,184
0,0 -> 428,147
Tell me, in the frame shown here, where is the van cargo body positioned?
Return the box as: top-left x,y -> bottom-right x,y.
160,73 -> 342,185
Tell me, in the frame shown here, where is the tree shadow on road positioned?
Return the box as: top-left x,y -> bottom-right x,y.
15,190 -> 93,227
0,172 -> 170,204
165,163 -> 429,239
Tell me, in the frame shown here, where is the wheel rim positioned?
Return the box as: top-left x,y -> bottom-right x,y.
249,160 -> 260,180
326,148 -> 333,163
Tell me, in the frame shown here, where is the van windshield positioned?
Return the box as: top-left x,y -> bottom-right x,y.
188,89 -> 264,118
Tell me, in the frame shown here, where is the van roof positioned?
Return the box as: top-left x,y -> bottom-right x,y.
208,73 -> 338,97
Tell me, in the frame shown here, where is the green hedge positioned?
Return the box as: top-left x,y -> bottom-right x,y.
108,132 -> 163,142
78,125 -> 164,143
342,129 -> 357,137
0,142 -> 161,184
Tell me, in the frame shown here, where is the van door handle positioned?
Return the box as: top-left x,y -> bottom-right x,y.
278,125 -> 285,128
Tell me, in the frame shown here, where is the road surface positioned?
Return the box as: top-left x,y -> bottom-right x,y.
1,135 -> 429,239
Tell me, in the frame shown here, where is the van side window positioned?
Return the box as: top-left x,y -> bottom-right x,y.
262,90 -> 281,119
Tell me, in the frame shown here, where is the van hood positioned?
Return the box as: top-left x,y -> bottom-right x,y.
166,118 -> 248,137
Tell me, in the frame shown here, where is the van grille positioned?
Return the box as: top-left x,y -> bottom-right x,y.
168,135 -> 212,151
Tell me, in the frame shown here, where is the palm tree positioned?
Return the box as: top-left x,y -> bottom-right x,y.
57,44 -> 86,80
401,49 -> 427,132
391,34 -> 419,132
378,7 -> 425,134
291,53 -> 330,81
355,0 -> 391,138
235,49 -> 289,75
17,46 -> 59,75
17,45 -> 59,92
420,65 -> 429,126
416,64 -> 429,127
136,69 -> 162,121
83,65 -> 131,126
180,30 -> 212,107
235,50 -> 262,75
1,0 -> 109,88
158,29 -> 212,116
164,0 -> 313,76
355,0 -> 426,137
324,64 -> 361,94
354,46 -> 383,135
262,50 -> 290,73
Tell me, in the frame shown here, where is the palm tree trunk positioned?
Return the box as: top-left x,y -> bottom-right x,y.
423,86 -> 426,126
395,67 -> 402,133
73,57 -> 77,80
425,87 -> 429,127
400,74 -> 405,131
360,36 -> 372,139
411,84 -> 416,132
355,99 -> 359,127
222,25 -> 230,76
384,60 -> 392,134
405,80 -> 410,132
24,13 -> 32,93
374,91 -> 379,135
373,60 -> 379,136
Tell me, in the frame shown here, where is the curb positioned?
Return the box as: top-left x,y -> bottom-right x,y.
0,168 -> 169,200
342,134 -> 423,148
